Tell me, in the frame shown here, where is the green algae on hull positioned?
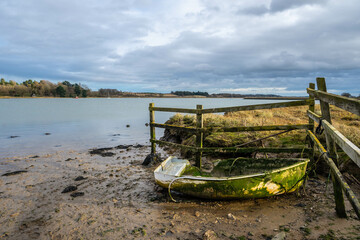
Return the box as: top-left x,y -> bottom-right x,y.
155,157 -> 309,199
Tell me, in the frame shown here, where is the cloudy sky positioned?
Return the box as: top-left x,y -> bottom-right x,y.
0,0 -> 359,95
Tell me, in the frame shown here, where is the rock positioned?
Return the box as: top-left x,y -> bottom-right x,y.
203,230 -> 217,240
30,155 -> 39,158
44,133 -> 51,135
195,211 -> 201,217
89,148 -> 115,157
115,145 -> 128,149
112,134 -> 121,136
70,192 -> 84,198
102,151 -> 115,157
65,158 -> 73,161
227,213 -> 236,220
126,124 -> 130,128
295,203 -> 306,207
10,212 -> 20,218
133,144 -> 145,148
2,170 -> 28,176
9,136 -> 19,138
272,232 -> 286,240
61,186 -> 77,193
74,176 -> 87,181
142,153 -> 160,166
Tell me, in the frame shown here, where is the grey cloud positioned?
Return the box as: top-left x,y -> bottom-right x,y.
269,0 -> 329,12
240,0 -> 329,15
0,0 -> 359,95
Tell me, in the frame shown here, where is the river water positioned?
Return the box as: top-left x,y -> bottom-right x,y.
0,98 -> 285,157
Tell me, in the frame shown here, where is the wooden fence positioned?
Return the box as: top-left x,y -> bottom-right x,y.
148,77 -> 360,219
149,99 -> 312,168
306,77 -> 360,218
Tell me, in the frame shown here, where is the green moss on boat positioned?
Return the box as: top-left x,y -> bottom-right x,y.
154,157 -> 309,199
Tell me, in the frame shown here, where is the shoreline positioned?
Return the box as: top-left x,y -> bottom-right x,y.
0,96 -> 308,99
1,145 -> 359,239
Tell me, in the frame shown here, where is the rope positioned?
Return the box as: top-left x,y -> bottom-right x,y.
286,151 -> 327,193
234,130 -> 292,148
228,157 -> 243,175
315,119 -> 324,135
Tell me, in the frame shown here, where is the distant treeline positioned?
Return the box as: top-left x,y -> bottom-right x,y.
1,77 -> 359,99
341,92 -> 360,99
0,78 -> 89,97
171,91 -> 210,97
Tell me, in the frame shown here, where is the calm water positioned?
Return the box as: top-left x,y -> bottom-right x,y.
0,98 -> 285,157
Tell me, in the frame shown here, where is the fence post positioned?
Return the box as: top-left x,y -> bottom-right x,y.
196,104 -> 203,169
308,83 -> 315,133
149,103 -> 156,155
316,77 -> 346,218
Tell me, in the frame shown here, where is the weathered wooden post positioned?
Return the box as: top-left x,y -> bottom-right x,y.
308,83 -> 315,133
195,104 -> 203,169
316,77 -> 346,218
149,103 -> 156,155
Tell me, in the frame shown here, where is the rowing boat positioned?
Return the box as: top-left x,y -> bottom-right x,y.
154,156 -> 309,199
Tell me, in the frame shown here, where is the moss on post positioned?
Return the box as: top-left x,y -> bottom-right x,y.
195,105 -> 203,169
317,77 -> 346,218
308,83 -> 315,133
149,103 -> 156,155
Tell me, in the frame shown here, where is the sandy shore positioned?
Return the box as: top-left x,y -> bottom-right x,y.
0,146 -> 359,240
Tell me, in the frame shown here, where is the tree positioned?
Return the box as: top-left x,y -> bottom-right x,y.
9,80 -> 17,86
341,92 -> 352,98
56,85 -> 66,97
81,89 -> 88,98
62,81 -> 72,87
74,84 -> 81,96
23,79 -> 33,87
0,78 -> 5,85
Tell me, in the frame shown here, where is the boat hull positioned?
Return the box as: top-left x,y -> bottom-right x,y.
154,157 -> 309,199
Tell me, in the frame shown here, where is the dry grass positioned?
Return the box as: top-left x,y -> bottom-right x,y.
165,104 -> 360,148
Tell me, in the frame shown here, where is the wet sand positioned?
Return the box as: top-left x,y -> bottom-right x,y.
0,146 -> 359,240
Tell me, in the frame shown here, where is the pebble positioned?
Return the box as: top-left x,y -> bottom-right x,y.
272,232 -> 286,240
70,192 -> 84,198
227,213 -> 236,220
74,176 -> 87,181
61,186 -> 77,193
10,212 -> 20,218
203,230 -> 217,240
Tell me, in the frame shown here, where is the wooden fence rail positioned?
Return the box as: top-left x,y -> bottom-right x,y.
151,123 -> 311,133
307,88 -> 360,116
307,131 -> 360,219
150,99 -> 311,114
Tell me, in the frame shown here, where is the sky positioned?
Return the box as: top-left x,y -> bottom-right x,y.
0,0 -> 359,96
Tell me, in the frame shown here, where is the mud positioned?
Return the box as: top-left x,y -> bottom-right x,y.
0,146 -> 359,240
